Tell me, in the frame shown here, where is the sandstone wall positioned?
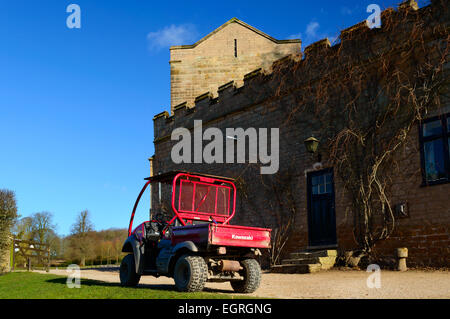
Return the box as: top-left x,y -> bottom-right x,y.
0,238 -> 11,273
170,18 -> 300,111
153,0 -> 450,267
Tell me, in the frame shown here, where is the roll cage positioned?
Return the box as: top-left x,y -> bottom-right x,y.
128,171 -> 237,237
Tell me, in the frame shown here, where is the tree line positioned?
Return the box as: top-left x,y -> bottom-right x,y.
0,189 -> 127,270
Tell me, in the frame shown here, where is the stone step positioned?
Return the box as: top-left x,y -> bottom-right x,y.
282,256 -> 336,266
282,257 -> 319,265
319,256 -> 336,270
271,263 -> 322,274
271,250 -> 337,274
289,249 -> 337,259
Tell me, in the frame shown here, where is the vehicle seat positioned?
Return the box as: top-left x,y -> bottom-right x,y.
191,220 -> 210,225
145,222 -> 161,241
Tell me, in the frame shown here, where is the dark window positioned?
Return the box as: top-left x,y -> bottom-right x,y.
419,113 -> 450,185
234,39 -> 237,58
311,172 -> 333,195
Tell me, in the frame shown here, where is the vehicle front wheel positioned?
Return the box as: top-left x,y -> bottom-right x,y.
120,254 -> 141,287
173,254 -> 208,292
230,259 -> 261,293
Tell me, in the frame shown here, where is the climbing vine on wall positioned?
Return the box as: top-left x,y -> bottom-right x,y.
267,3 -> 449,254
232,2 -> 450,265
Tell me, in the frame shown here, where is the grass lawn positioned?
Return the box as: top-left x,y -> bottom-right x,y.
0,272 -> 252,299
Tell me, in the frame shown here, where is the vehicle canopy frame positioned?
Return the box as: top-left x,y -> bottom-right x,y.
128,171 -> 237,236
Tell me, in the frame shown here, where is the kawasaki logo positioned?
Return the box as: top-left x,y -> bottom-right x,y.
232,234 -> 253,240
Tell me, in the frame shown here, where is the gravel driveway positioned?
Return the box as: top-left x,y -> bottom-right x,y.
37,267 -> 450,299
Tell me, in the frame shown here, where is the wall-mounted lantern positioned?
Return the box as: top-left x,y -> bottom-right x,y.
304,136 -> 320,154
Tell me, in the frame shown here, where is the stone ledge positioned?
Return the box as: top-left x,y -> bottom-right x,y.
271,263 -> 322,274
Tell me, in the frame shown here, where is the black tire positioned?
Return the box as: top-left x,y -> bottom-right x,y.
120,254 -> 141,287
230,259 -> 261,293
173,254 -> 208,292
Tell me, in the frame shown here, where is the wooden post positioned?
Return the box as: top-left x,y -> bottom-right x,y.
27,257 -> 31,271
47,247 -> 50,272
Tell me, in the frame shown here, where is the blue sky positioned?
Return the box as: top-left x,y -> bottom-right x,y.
0,0 -> 429,236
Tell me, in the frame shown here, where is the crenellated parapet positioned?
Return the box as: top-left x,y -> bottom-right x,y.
339,21 -> 368,42
153,63 -> 283,142
154,0 -> 446,142
304,38 -> 331,60
398,0 -> 419,11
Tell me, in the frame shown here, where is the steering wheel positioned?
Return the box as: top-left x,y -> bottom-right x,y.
152,212 -> 169,231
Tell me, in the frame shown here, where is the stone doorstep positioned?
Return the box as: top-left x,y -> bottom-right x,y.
320,258 -> 337,270
281,256 -> 336,266
270,250 -> 338,274
289,249 -> 337,259
271,263 -> 322,274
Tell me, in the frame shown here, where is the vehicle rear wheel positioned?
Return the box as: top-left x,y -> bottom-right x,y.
173,254 -> 208,292
120,254 -> 141,287
230,259 -> 261,293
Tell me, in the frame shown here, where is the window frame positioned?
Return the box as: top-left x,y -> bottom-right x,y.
418,112 -> 450,186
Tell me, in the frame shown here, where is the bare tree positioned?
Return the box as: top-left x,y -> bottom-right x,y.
29,212 -> 57,264
113,238 -> 123,264
12,217 -> 33,241
70,210 -> 94,266
30,212 -> 56,244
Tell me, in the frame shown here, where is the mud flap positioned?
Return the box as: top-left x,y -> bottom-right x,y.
122,236 -> 144,275
156,241 -> 199,275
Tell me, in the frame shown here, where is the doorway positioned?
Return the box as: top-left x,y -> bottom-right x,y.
307,168 -> 337,248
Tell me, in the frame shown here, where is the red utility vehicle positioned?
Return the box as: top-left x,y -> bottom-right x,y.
120,171 -> 271,293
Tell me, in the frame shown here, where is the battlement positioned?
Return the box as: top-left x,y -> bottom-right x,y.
154,0 -> 446,141
304,38 -> 331,57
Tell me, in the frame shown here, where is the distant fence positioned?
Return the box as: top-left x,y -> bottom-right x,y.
12,237 -> 50,272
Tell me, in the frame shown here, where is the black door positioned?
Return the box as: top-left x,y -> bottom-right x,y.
307,168 -> 337,247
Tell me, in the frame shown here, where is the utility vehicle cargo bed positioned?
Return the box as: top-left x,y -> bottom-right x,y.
171,223 -> 271,249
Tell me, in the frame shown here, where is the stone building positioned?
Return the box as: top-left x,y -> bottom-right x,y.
0,238 -> 11,273
169,18 -> 300,111
151,0 -> 449,268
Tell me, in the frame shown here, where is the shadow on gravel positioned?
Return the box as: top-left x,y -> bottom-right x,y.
46,277 -> 174,291
45,277 -> 233,294
78,266 -> 120,272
